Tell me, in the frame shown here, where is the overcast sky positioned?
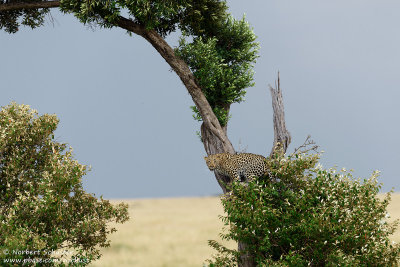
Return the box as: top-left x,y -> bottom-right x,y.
1,0 -> 399,198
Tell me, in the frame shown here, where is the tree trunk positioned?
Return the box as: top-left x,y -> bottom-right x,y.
201,122 -> 234,193
238,242 -> 257,267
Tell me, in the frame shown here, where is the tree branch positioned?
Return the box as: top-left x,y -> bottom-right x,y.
116,16 -> 236,192
0,0 -> 60,11
269,72 -> 291,156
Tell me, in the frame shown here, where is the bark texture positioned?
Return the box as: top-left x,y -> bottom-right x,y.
269,73 -> 291,157
201,122 -> 234,193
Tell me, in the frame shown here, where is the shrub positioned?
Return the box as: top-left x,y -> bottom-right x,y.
207,149 -> 400,266
0,102 -> 129,266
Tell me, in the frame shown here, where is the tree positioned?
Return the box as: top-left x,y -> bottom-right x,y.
0,102 -> 129,266
0,1 -> 290,266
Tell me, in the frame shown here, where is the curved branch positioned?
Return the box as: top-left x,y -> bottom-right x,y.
0,1 -> 60,11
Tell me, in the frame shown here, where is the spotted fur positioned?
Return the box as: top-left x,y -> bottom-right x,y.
204,153 -> 268,182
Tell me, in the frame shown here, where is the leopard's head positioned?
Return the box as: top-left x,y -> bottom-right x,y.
205,153 -> 228,171
204,155 -> 217,170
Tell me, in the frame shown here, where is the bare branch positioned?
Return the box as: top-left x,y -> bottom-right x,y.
269,72 -> 291,156
292,135 -> 319,155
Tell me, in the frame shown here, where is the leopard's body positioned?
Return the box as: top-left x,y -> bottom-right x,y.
204,153 -> 268,182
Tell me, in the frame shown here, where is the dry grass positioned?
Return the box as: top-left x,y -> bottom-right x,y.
91,193 -> 400,267
91,197 -> 236,267
380,193 -> 400,243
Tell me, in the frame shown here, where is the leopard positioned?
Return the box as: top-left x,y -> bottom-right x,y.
204,153 -> 269,182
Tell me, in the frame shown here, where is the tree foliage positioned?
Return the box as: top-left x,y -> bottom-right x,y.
0,102 -> 129,266
0,0 -> 228,35
0,0 -> 50,33
207,150 -> 400,266
175,15 -> 258,126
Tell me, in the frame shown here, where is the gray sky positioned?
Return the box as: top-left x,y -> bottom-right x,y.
1,0 -> 399,198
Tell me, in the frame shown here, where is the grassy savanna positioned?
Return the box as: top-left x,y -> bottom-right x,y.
91,193 -> 400,267
91,197 -> 236,267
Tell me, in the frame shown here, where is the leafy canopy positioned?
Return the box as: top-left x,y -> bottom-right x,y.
175,15 -> 259,126
0,102 -> 129,266
207,149 -> 400,266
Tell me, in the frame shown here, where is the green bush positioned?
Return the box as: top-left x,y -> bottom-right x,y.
0,102 -> 129,266
207,150 -> 400,266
